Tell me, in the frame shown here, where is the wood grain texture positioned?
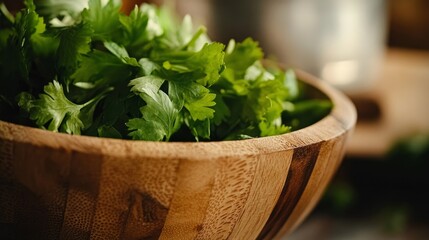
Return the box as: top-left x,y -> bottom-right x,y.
258,142 -> 322,240
0,72 -> 356,240
0,137 -> 14,224
227,151 -> 293,240
273,135 -> 347,239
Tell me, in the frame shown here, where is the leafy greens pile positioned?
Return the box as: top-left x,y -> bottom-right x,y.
0,0 -> 332,141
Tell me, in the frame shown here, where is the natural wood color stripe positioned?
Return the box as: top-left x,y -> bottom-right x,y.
195,155 -> 258,240
13,143 -> 70,239
90,155 -> 179,240
258,142 -> 322,240
274,135 -> 346,239
0,138 -> 15,224
0,123 -> 18,231
227,150 -> 294,240
13,181 -> 50,239
159,159 -> 217,240
60,152 -> 102,239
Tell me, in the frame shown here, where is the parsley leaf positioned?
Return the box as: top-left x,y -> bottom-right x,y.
118,4 -> 164,58
128,76 -> 180,141
161,42 -> 225,86
169,81 -> 216,121
225,38 -> 263,77
1,0 -> 39,102
83,0 -> 121,41
18,80 -> 107,134
55,22 -> 92,85
71,42 -> 140,88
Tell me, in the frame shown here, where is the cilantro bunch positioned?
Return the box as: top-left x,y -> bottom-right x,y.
0,0 -> 332,141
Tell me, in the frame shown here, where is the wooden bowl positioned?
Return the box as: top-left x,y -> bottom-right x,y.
0,70 -> 356,240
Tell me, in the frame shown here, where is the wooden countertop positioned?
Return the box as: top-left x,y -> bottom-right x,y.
346,48 -> 429,157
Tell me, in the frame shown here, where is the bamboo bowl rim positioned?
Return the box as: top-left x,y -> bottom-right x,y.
0,70 -> 356,161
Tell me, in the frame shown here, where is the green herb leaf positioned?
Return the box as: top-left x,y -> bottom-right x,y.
97,125 -> 122,139
128,76 -> 180,141
169,81 -> 216,121
71,47 -> 139,88
55,22 -> 92,84
225,38 -> 263,78
83,0 -> 121,41
160,42 -> 225,86
18,80 -> 106,134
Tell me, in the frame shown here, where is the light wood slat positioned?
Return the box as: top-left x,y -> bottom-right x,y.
227,150 -> 294,240
159,158 -> 217,240
194,155 -> 258,240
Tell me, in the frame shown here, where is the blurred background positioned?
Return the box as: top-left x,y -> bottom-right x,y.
4,0 -> 429,239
